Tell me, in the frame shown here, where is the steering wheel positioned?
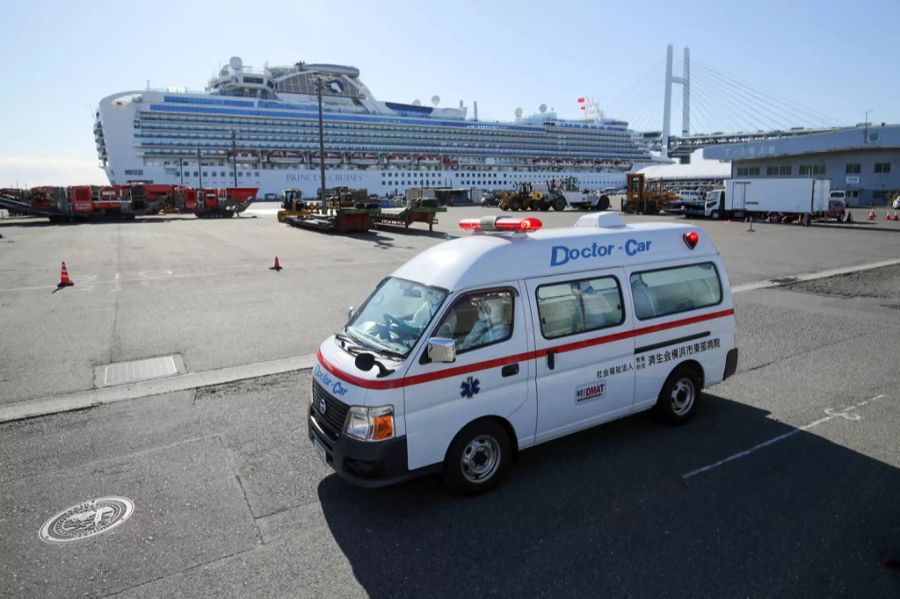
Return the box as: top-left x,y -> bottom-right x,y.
384,313 -> 416,338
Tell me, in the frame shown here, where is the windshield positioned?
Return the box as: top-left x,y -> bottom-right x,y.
345,277 -> 448,358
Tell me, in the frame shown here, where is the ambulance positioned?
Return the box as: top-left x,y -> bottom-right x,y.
308,213 -> 738,494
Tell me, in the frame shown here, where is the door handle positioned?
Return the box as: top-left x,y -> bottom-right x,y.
501,363 -> 519,377
547,350 -> 556,370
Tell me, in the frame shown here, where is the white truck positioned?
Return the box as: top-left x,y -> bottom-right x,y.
703,178 -> 831,221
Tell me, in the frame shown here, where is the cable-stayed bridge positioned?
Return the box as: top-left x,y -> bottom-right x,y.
604,46 -> 847,162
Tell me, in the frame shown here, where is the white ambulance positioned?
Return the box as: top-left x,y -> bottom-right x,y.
309,213 -> 738,494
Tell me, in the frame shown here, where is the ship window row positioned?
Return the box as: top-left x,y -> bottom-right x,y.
139,119 -> 633,142
135,128 -> 638,151
136,141 -> 646,160
134,133 -> 637,154
136,132 -> 636,154
138,118 -> 634,145
140,113 -> 636,143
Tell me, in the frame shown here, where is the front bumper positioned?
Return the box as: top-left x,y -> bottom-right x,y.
308,406 -> 419,488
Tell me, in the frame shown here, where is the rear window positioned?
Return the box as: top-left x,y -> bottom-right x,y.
630,263 -> 722,320
536,276 -> 624,339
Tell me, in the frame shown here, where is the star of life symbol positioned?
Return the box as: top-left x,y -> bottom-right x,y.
39,496 -> 135,543
460,376 -> 480,399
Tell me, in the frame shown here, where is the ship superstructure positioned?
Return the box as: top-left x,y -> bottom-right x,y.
95,57 -> 656,198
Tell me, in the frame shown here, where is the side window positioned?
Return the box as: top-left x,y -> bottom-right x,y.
630,262 -> 722,320
536,276 -> 624,339
433,289 -> 514,353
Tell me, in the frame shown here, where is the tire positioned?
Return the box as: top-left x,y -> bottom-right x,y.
654,365 -> 701,424
499,204 -> 509,211
709,210 -> 720,220
510,198 -> 522,211
539,203 -> 551,212
552,198 -> 566,211
443,419 -> 512,495
596,195 -> 610,211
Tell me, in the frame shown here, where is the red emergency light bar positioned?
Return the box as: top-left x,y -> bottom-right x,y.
459,217 -> 543,232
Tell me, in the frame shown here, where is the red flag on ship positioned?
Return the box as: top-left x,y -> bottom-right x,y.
577,97 -> 585,103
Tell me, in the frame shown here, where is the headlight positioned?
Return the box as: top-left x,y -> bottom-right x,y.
345,405 -> 394,441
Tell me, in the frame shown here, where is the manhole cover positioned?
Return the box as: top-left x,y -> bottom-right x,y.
39,496 -> 135,543
96,354 -> 184,387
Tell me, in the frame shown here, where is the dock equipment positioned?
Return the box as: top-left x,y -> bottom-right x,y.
277,189 -> 313,222
284,188 -> 377,233
622,173 -> 678,215
373,198 -> 446,232
0,185 -> 256,221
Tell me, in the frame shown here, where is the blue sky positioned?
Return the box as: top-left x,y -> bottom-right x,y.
1,0 -> 897,185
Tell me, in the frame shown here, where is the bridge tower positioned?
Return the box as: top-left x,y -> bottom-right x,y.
661,45 -> 690,159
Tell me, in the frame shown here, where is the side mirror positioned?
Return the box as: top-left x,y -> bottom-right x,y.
427,338 -> 456,363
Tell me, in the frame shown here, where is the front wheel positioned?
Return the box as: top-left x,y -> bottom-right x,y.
654,366 -> 701,424
443,420 -> 511,495
709,210 -> 720,220
552,198 -> 566,211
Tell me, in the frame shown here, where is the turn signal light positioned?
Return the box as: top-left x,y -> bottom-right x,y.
683,231 -> 700,249
458,217 -> 543,232
372,414 -> 394,440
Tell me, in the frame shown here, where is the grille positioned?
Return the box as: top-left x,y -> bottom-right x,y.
311,380 -> 350,440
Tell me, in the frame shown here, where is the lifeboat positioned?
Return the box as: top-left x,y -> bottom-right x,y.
442,156 -> 459,167
387,154 -> 412,165
228,150 -> 259,163
532,158 -> 554,166
351,152 -> 379,165
312,152 -> 343,165
557,159 -> 575,167
417,155 -> 440,166
576,159 -> 594,167
268,151 -> 303,164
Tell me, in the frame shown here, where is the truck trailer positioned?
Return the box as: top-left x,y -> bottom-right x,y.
704,178 -> 831,221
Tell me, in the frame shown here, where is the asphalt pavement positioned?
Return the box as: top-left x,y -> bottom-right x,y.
1,233 -> 899,596
2,205 -> 900,405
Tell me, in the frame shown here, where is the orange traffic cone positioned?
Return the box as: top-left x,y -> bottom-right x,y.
867,210 -> 876,221
269,256 -> 283,271
57,261 -> 74,288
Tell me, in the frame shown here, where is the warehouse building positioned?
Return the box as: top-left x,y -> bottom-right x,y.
703,124 -> 900,206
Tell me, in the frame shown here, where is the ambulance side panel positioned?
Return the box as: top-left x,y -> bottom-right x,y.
403,281 -> 536,471
627,257 -> 736,410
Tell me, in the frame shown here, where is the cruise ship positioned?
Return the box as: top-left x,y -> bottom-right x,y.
95,57 -> 657,199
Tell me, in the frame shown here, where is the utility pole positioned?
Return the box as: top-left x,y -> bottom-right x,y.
231,129 -> 238,187
197,147 -> 202,190
316,78 -> 328,212
179,158 -> 184,187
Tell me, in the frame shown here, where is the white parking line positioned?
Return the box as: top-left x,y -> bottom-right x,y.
682,394 -> 887,479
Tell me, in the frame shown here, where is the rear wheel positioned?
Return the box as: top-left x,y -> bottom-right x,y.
510,198 -> 522,211
596,195 -> 610,211
709,209 -> 720,220
443,420 -> 511,495
654,366 -> 701,424
499,203 -> 509,211
552,198 -> 566,211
